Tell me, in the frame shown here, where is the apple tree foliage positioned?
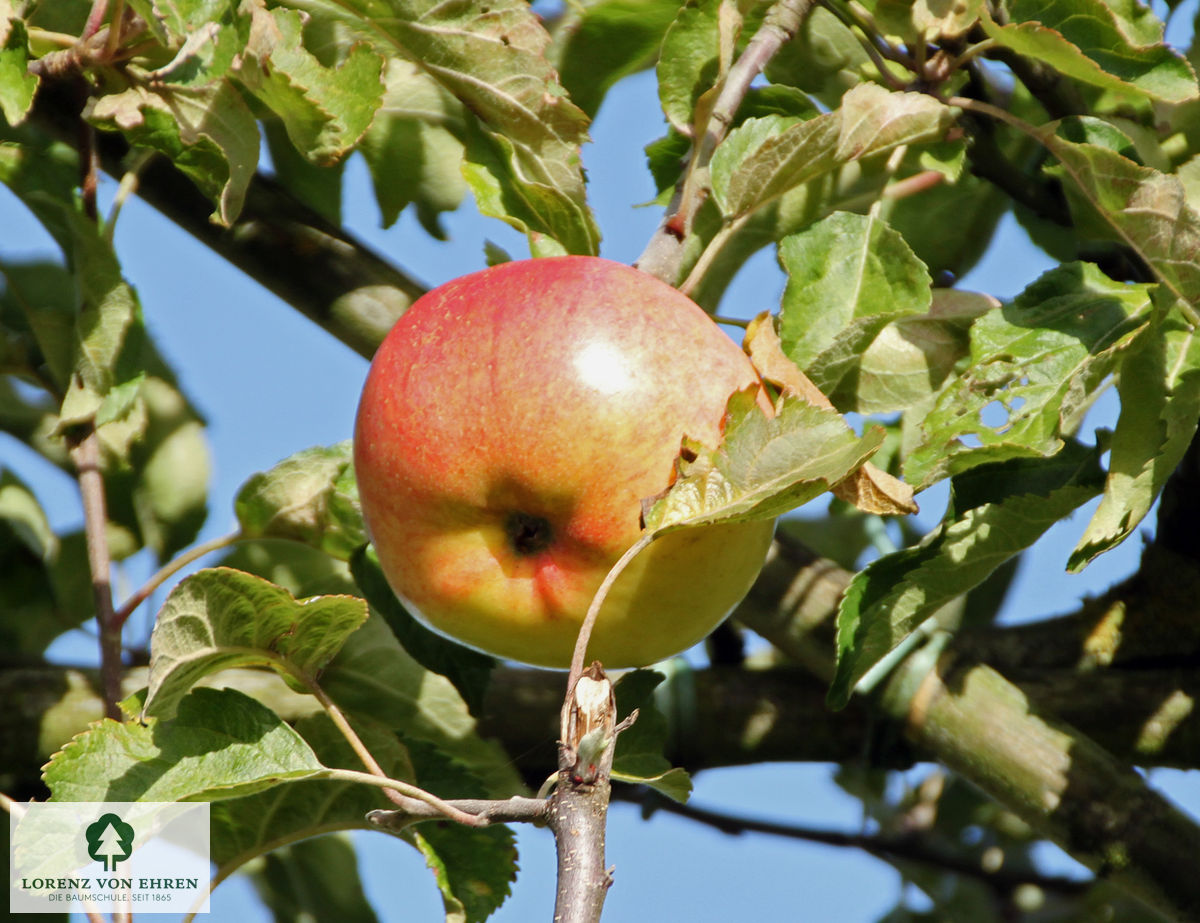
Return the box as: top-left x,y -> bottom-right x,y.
4,0 -> 1200,919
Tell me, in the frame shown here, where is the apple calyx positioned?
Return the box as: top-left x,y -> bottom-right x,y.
505,511 -> 554,556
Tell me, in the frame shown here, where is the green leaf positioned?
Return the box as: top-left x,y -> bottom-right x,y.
1070,308 -> 1200,569
0,9 -> 39,126
87,78 -> 259,225
829,442 -> 1107,708
809,290 -> 995,416
777,211 -> 932,369
388,738 -> 517,922
980,0 -> 1197,104
871,0 -> 982,42
0,474 -> 93,653
316,606 -> 520,798
263,118 -> 345,225
711,84 -> 952,221
359,59 -> 467,234
349,546 -> 495,718
44,687 -> 325,802
55,212 -> 147,431
642,389 -> 885,531
144,568 -> 370,719
210,714 -> 411,871
610,669 -> 693,803
295,0 -> 597,254
250,836 -> 380,923
237,7 -> 384,164
657,0 -> 725,134
763,6 -> 877,109
904,263 -> 1154,489
459,122 -> 588,257
413,821 -> 517,923
0,260 -> 76,391
235,442 -> 367,561
552,0 -> 681,118
1043,135 -> 1200,317
217,538 -> 357,598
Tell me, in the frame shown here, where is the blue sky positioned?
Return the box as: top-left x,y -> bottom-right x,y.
4,57 -> 1199,922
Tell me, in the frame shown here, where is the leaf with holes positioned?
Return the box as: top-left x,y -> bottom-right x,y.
904,263 -> 1153,489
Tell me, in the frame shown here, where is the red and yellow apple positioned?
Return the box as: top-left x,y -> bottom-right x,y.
353,256 -> 775,668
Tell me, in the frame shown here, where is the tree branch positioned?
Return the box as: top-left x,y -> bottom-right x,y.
66,429 -> 122,721
619,789 -> 1093,898
636,0 -> 815,285
29,77 -> 427,361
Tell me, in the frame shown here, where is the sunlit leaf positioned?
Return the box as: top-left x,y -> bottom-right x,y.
0,8 -> 38,126
144,568 -> 369,719
711,84 -> 952,220
235,442 -> 367,562
830,442 -> 1107,708
44,687 -> 325,802
777,211 -> 932,370
238,7 -> 384,164
980,0 -> 1197,103
87,79 -> 259,225
808,290 -> 996,415
292,0 -> 597,254
642,389 -> 884,531
1071,308 -> 1200,569
1043,135 -> 1200,316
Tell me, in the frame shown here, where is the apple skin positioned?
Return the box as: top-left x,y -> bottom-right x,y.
353,256 -> 775,668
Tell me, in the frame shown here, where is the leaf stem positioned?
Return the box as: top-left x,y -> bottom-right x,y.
299,673 -> 491,826
114,530 -> 241,629
321,769 -> 490,827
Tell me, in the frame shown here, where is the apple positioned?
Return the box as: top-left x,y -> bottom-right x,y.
353,256 -> 775,668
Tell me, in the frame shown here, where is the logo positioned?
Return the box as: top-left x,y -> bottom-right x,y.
84,814 -> 135,872
9,802 -> 210,915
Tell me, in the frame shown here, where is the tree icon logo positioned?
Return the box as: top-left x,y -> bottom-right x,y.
85,813 -> 135,872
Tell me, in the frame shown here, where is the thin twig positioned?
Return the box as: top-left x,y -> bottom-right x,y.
69,427 -> 122,720
114,530 -> 241,628
368,796 -> 549,829
628,791 -> 1093,897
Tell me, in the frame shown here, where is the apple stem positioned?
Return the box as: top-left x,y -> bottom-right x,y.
562,531 -> 658,733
